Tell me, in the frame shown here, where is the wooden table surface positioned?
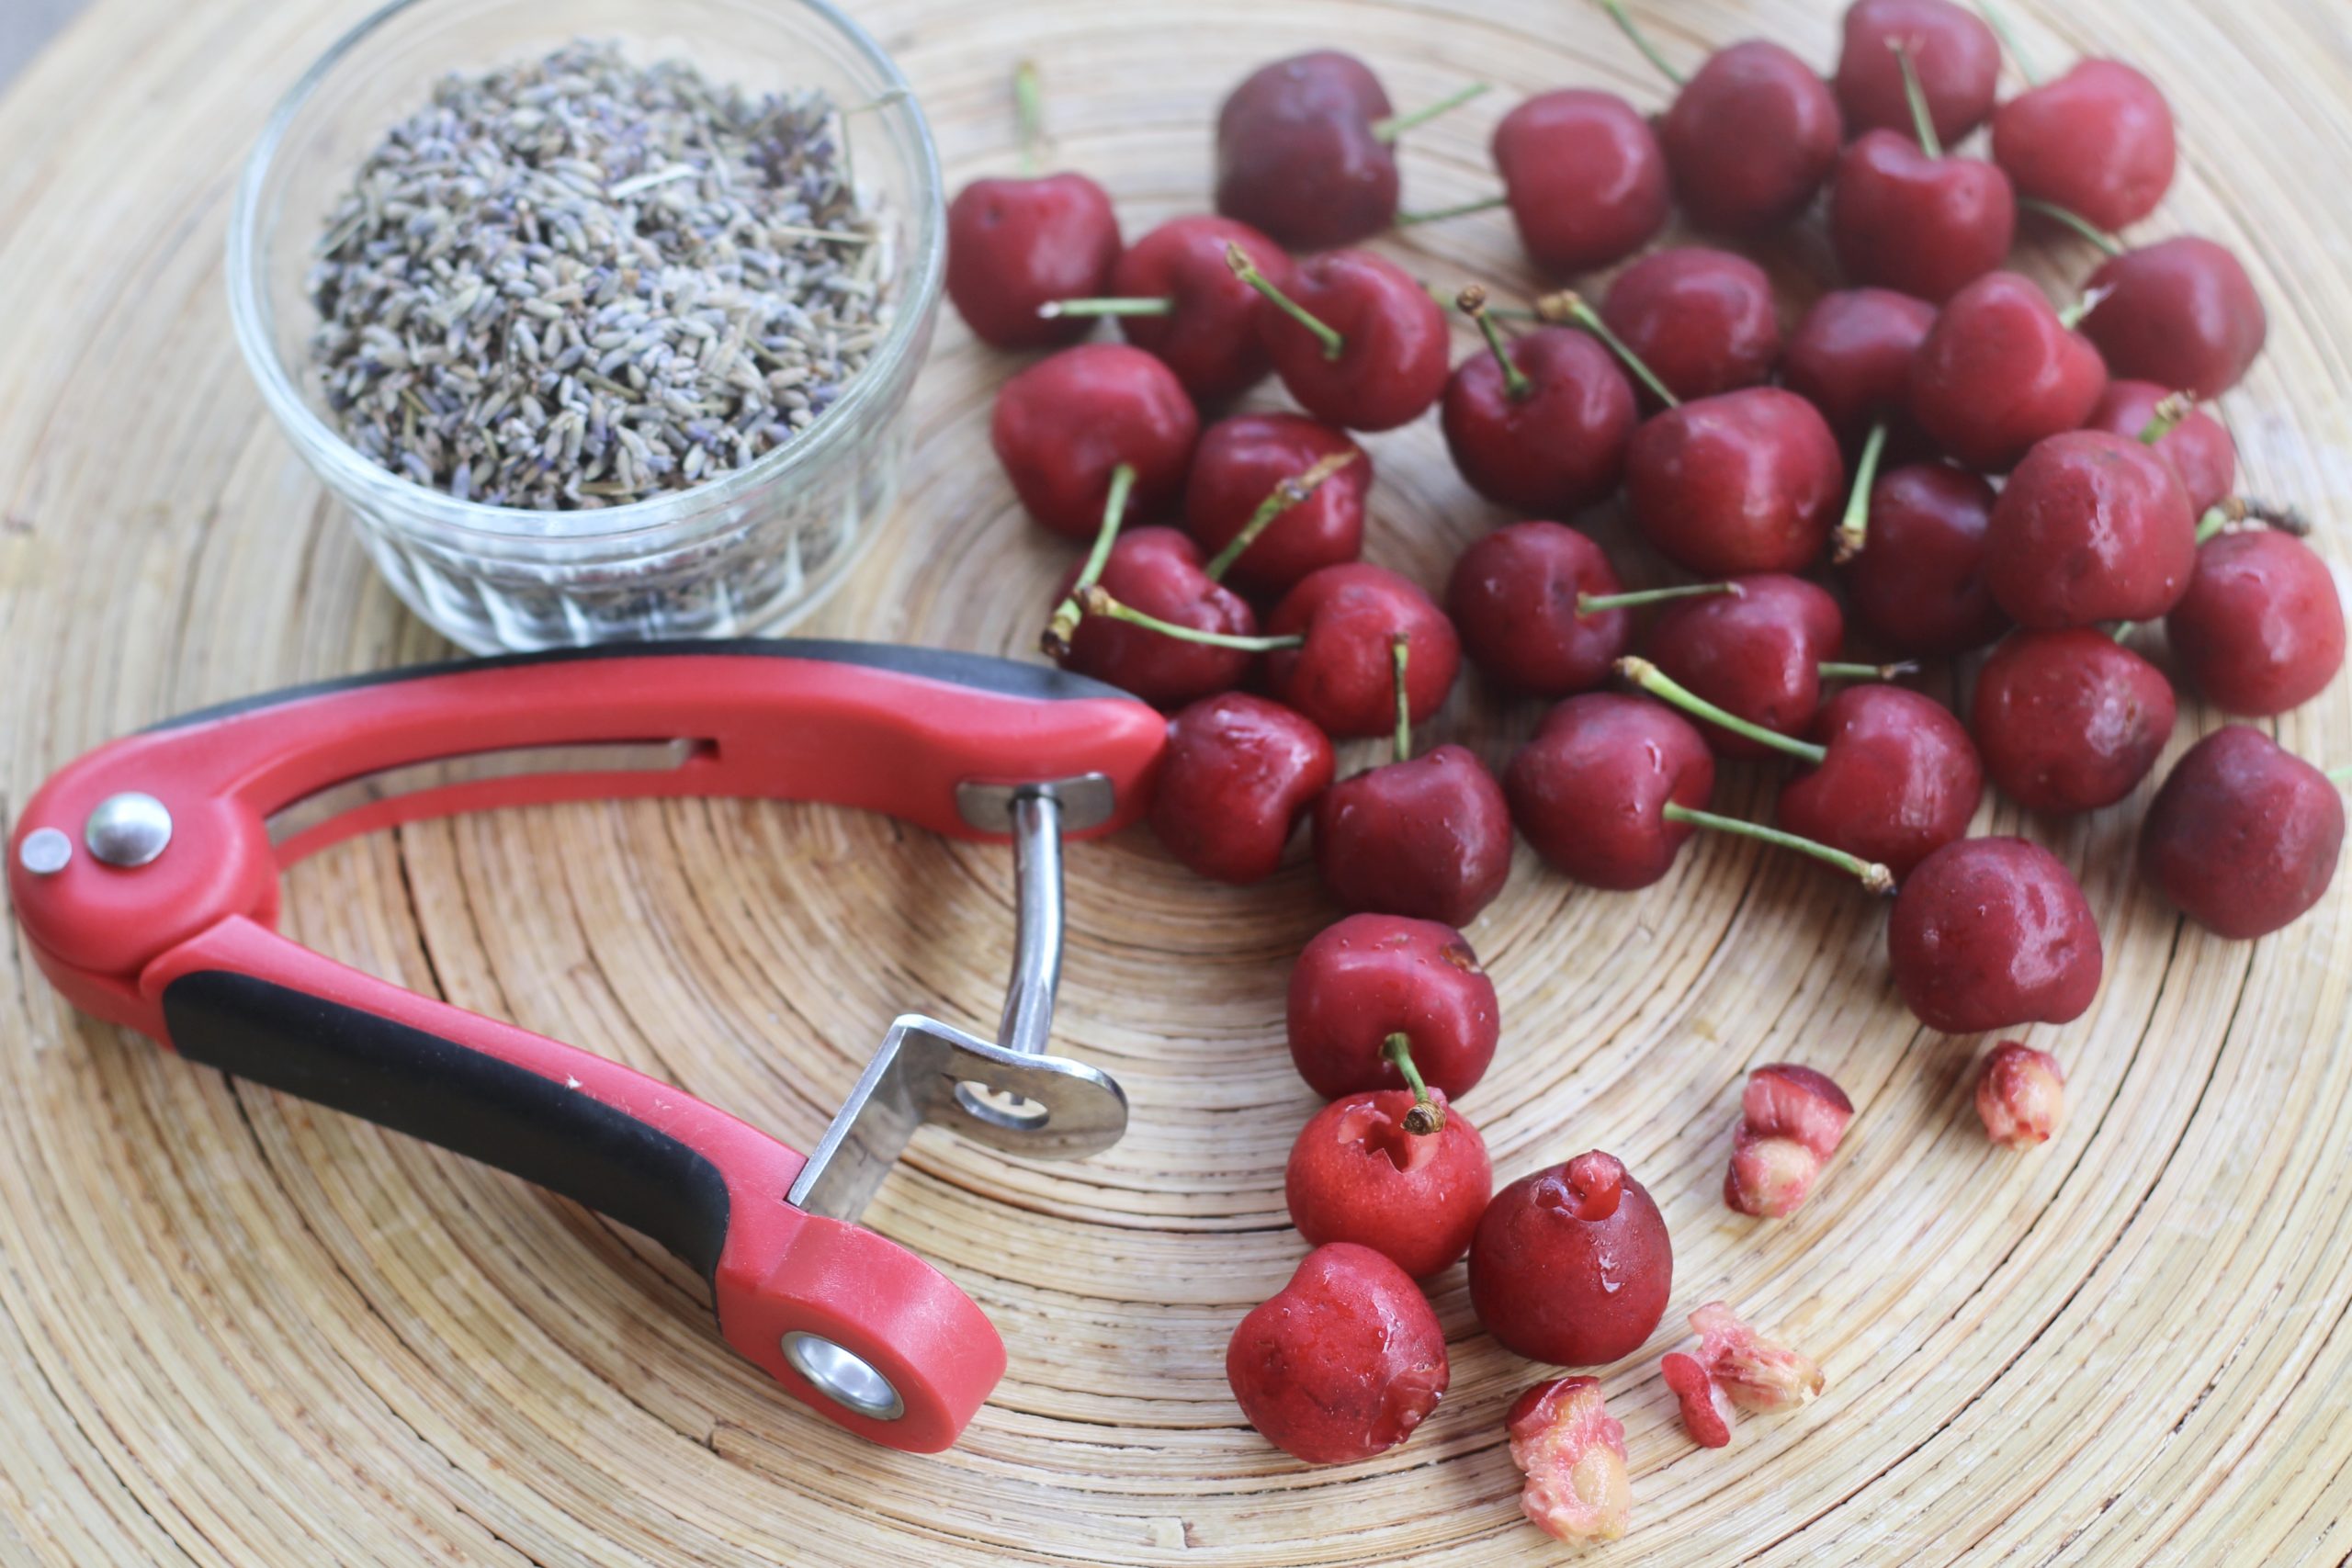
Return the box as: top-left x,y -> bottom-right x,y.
1,1 -> 2347,1563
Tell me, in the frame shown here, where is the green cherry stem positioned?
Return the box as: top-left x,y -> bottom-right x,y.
1204,449 -> 1361,581
1532,289 -> 1681,408
1371,82 -> 1492,143
1012,60 -> 1046,175
1398,194 -> 1509,227
2018,197 -> 2124,256
2110,621 -> 2136,644
1835,421 -> 1890,564
1041,463 -> 1136,656
1819,660 -> 1919,681
1890,41 -> 1943,158
2136,392 -> 2194,445
1459,285 -> 1532,400
1599,0 -> 1686,85
2194,506 -> 2232,545
1391,636 -> 1413,765
1661,804 -> 1898,896
1577,581 -> 1743,615
2057,285 -> 2113,331
1077,586 -> 1306,651
1038,297 -> 1175,320
1976,1 -> 2042,88
1617,655 -> 1829,765
1227,243 -> 1345,361
2325,764 -> 2352,786
1382,1032 -> 1445,1134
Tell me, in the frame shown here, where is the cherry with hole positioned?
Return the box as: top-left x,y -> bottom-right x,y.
1285,1086 -> 1493,1279
1470,1150 -> 1674,1366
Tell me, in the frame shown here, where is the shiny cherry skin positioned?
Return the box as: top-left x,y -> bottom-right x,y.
1183,414 -> 1370,598
1985,430 -> 2198,628
1506,694 -> 1714,890
1266,565 -> 1462,739
1843,463 -> 2010,656
1442,328 -> 1639,513
1493,90 -> 1671,275
1781,685 -> 1984,880
1447,523 -> 1633,698
1254,250 -> 1451,434
1104,216 -> 1291,402
1286,1090 -> 1494,1279
1056,529 -> 1256,707
1151,694 -> 1337,884
1315,747 -> 1515,928
1626,389 -> 1846,577
1835,0 -> 2001,144
1227,1243 -> 1448,1466
991,344 -> 1198,538
1661,39 -> 1845,233
1992,58 -> 2176,232
2084,238 -> 2268,401
1970,629 -> 2176,814
1287,914 -> 1501,1100
1645,575 -> 1841,761
1829,130 -> 2016,304
2086,379 -> 2236,515
1215,51 -> 1398,252
1782,287 -> 1938,447
1469,1151 -> 1674,1367
2142,728 -> 2346,941
1909,272 -> 2107,473
1600,248 -> 1781,405
1888,837 -> 2103,1033
2165,530 -> 2347,716
945,172 -> 1122,351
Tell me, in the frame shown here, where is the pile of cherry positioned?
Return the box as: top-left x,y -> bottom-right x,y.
948,0 -> 2347,1545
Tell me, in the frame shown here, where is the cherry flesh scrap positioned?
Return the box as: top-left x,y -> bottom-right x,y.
1724,1063 -> 1855,1219
1889,836 -> 2103,1033
1052,526 -> 1258,706
1782,288 -> 1938,447
1446,523 -> 1643,699
1226,1243 -> 1448,1465
1661,1352 -> 1736,1448
1507,694 -> 1713,891
1183,415 -> 1370,598
2084,237 -> 2269,401
1909,271 -> 2107,473
2166,529 -> 2347,716
1828,128 -> 2016,305
947,170 -> 1121,351
1842,463 -> 2010,657
991,344 -> 1198,538
1976,1041 -> 2066,1149
1627,389 -> 1847,576
1600,247 -> 1781,405
1490,89 -> 1670,275
1985,430 -> 2198,628
1150,694 -> 1335,885
2141,728 -> 2346,941
1970,629 -> 2176,814
1265,563 -> 1461,739
1470,1151 -> 1674,1366
2087,380 -> 2236,515
1285,1089 -> 1493,1279
1779,685 -> 1985,881
1047,216 -> 1292,403
1214,51 -> 1400,252
1992,58 -> 2177,232
1509,1377 -> 1632,1544
1288,913 -> 1500,1100
1238,247 -> 1451,434
1442,298 -> 1639,515
1644,574 -> 1841,761
1835,0 -> 2000,144
1689,1301 -> 1826,1413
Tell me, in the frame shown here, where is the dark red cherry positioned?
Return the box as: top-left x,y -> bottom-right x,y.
946,172 -> 1122,351
1226,1243 -> 1448,1466
1506,694 -> 1713,890
1287,914 -> 1500,1100
1829,130 -> 2016,304
1644,575 -> 1842,760
1183,414 -> 1370,598
1888,837 -> 2103,1033
1316,746 -> 1514,929
1446,523 -> 1634,698
1285,1090 -> 1493,1280
1491,89 -> 1671,274
1442,318 -> 1638,514
1151,694 -> 1337,884
1970,629 -> 2176,814
2142,728 -> 2346,941
1468,1151 -> 1674,1367
1835,0 -> 2000,145
1077,216 -> 1291,402
1659,40 -> 1845,232
1992,59 -> 2176,232
1266,565 -> 1461,739
2086,380 -> 2235,515
1842,462 -> 2011,656
1244,249 -> 1451,434
1779,684 -> 1984,879
1985,430 -> 2197,627
1782,287 -> 1938,447
1054,528 -> 1256,706
1600,248 -> 1781,405
1626,389 -> 1846,576
1909,271 -> 2107,472
2083,238 -> 2268,401
1214,51 -> 1399,251
2165,530 -> 2347,716
991,344 -> 1198,538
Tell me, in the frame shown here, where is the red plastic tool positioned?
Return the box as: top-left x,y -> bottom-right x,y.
7,640 -> 1166,1453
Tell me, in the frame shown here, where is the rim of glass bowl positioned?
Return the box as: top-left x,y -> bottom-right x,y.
227,0 -> 947,547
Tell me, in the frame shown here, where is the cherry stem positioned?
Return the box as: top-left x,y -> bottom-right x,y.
1532,289 -> 1680,408
1391,636 -> 1413,765
1382,1032 -> 1444,1134
2110,621 -> 2136,644
1077,586 -> 1305,651
1371,82 -> 1491,143
1012,60 -> 1045,176
1835,421 -> 1889,564
1663,803 -> 1898,896
2238,499 -> 2313,536
1038,297 -> 1174,320
2195,506 -> 2231,546
1204,449 -> 1361,581
1599,0 -> 1685,85
1397,194 -> 1508,227
1889,41 -> 1942,158
1976,1 -> 2042,88
2325,764 -> 2352,786
1458,286 -> 1532,401
1819,660 -> 1919,681
1577,581 -> 1742,615
2137,393 -> 2194,445
2058,285 -> 2112,332
2019,197 -> 2123,257
1041,463 -> 1136,656
1616,655 -> 1830,765
1227,243 -> 1344,361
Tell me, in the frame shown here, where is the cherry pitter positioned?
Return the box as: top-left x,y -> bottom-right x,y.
6,641 -> 1167,1453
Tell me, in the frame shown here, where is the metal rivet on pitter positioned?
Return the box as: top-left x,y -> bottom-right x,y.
17,828 -> 73,876
85,793 -> 173,868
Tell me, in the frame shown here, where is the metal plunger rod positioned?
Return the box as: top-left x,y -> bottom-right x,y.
996,790 -> 1066,1057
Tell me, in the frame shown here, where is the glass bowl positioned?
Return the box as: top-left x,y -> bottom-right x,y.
230,0 -> 944,653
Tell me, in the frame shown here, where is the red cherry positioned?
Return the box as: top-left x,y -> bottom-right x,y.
1888,837 -> 2103,1033
1600,248 -> 1781,405
1782,287 -> 1938,447
1841,462 -> 2011,656
1829,130 -> 2016,304
2086,381 -> 2236,515
2165,530 -> 2347,716
1446,523 -> 1637,698
945,172 -> 1122,351
1909,271 -> 2107,473
1240,248 -> 1450,434
1214,52 -> 1400,251
1285,1090 -> 1494,1279
1265,564 -> 1461,739
1150,694 -> 1336,885
1969,629 -> 2175,814
1468,1151 -> 1674,1366
1506,694 -> 1713,890
2083,237 -> 2268,401
1287,914 -> 1501,1101
1054,528 -> 1256,706
1992,59 -> 2176,232
1060,216 -> 1291,402
1227,1243 -> 1448,1465
1657,40 -> 1845,232
1626,389 -> 1846,576
1835,0 -> 2000,145
1779,684 -> 1984,879
1442,312 -> 1638,514
1643,575 -> 1843,760
1316,745 -> 1514,929
2142,728 -> 2346,941
1490,90 -> 1671,274
991,344 -> 1198,539
1182,414 -> 1370,598
1985,430 -> 2197,628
